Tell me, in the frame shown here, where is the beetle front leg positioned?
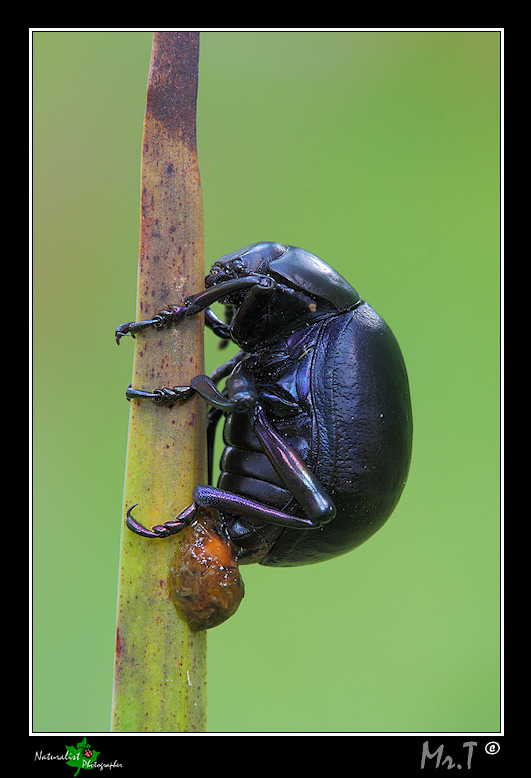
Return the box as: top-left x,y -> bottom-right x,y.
115,304 -> 189,344
115,274 -> 271,345
118,305 -> 232,345
114,283 -> 226,344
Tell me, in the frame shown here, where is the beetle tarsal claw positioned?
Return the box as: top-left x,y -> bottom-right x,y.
125,505 -> 164,538
115,322 -> 135,344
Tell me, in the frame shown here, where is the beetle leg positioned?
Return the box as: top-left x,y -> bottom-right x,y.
184,274 -> 274,314
192,485 -> 327,530
206,405 -> 224,485
115,274 -> 271,345
126,384 -> 196,406
190,360 -> 257,412
204,356 -> 246,484
126,502 -> 197,538
177,371 -> 255,413
124,357 -> 255,411
224,360 -> 257,410
188,375 -> 238,411
208,351 -> 245,385
126,483 -> 328,539
115,304 -> 188,344
252,407 -> 336,526
204,308 -> 231,342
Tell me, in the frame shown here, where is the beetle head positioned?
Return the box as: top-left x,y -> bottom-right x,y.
206,242 -> 360,309
205,242 -> 285,291
206,242 -> 361,349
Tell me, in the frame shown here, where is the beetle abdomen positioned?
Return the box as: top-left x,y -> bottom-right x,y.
220,446 -> 284,487
262,302 -> 412,566
219,472 -> 293,512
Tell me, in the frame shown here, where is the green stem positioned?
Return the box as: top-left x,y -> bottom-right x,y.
111,31 -> 207,733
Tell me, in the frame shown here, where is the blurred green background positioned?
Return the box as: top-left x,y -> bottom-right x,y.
32,30 -> 500,733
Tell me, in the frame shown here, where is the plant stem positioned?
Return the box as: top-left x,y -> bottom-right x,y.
111,31 -> 207,733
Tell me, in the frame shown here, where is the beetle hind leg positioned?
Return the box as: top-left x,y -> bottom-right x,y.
126,502 -> 197,538
192,485 -> 328,530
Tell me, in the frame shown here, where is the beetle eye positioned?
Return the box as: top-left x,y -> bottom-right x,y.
228,258 -> 246,275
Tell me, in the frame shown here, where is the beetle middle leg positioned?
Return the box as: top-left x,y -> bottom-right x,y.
126,359 -> 257,412
125,384 -> 196,406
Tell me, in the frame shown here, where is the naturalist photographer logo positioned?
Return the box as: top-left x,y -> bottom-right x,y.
65,737 -> 100,774
34,737 -> 122,774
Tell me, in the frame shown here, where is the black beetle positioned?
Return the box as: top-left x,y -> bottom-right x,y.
116,242 -> 412,567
